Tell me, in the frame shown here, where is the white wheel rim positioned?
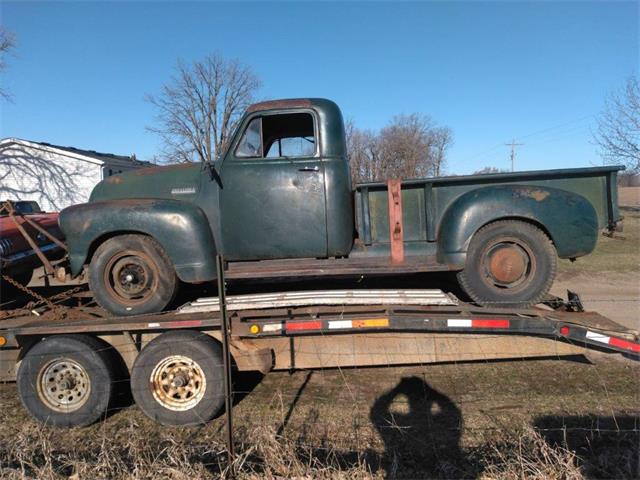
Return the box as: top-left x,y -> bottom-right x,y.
37,358 -> 91,412
150,355 -> 207,411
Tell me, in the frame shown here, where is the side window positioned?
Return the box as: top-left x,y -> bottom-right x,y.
235,112 -> 316,159
236,117 -> 262,158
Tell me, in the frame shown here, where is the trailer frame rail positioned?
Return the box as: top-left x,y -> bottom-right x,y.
1,292 -> 637,359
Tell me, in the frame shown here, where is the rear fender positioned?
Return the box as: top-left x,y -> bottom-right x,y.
58,199 -> 217,282
437,185 -> 598,266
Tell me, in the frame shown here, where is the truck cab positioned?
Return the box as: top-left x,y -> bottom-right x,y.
215,98 -> 353,260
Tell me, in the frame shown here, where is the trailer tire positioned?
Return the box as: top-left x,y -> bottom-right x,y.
17,335 -> 116,427
130,330 -> 225,426
89,234 -> 178,316
458,220 -> 557,308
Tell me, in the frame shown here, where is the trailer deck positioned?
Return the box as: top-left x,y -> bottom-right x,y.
1,288 -> 638,361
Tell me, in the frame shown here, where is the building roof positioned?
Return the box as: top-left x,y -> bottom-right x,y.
0,138 -> 152,167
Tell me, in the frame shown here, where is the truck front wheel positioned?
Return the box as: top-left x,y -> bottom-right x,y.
89,234 -> 178,316
457,220 -> 557,308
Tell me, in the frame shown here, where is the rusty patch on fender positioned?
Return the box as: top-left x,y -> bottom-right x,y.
515,187 -> 550,202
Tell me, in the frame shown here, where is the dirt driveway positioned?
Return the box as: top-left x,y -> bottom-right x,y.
552,273 -> 639,330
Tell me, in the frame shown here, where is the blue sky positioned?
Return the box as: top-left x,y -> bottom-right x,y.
1,1 -> 637,174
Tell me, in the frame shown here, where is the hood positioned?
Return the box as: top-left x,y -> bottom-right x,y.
90,163 -> 204,202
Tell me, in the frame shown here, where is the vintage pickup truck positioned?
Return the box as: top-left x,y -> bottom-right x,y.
59,98 -> 623,316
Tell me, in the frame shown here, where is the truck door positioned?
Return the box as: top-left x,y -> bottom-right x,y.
220,110 -> 328,260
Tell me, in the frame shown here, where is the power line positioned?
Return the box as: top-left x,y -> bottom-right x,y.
505,139 -> 524,172
518,114 -> 594,141
463,114 -> 594,165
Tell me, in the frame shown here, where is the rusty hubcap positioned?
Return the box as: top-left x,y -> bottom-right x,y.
149,355 -> 206,411
104,250 -> 158,305
488,245 -> 527,283
482,240 -> 533,289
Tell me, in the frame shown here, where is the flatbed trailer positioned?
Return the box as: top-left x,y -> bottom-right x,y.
0,287 -> 638,428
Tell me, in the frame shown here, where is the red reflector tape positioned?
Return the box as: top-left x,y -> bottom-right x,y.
609,336 -> 640,353
286,320 -> 323,331
447,319 -> 510,328
586,331 -> 640,353
472,319 -> 510,329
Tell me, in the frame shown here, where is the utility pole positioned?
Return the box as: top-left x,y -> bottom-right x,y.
505,139 -> 523,172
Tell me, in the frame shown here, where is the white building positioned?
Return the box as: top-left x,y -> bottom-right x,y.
0,138 -> 151,211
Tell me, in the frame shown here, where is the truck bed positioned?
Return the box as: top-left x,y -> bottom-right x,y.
354,165 -> 622,254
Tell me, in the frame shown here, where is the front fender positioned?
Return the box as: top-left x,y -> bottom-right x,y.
437,185 -> 598,266
59,198 -> 217,283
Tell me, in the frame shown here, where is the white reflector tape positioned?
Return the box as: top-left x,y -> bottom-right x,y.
148,322 -> 160,328
586,331 -> 611,345
448,319 -> 472,327
328,320 -> 353,329
262,323 -> 283,332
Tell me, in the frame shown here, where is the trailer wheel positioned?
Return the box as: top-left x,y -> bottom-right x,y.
89,234 -> 178,316
458,220 -> 557,308
17,335 -> 116,427
130,330 -> 225,426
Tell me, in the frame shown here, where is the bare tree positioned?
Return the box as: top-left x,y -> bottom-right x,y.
472,166 -> 509,175
147,53 -> 261,164
594,76 -> 640,172
345,119 -> 383,183
0,27 -> 16,100
0,144 -> 96,210
430,126 -> 452,177
345,114 -> 453,184
379,114 -> 434,180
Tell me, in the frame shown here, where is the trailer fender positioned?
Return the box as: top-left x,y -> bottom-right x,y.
437,185 -> 598,266
59,198 -> 218,283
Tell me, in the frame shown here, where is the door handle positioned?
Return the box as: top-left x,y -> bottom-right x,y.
298,166 -> 319,172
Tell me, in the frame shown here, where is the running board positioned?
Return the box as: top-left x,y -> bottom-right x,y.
178,289 -> 458,314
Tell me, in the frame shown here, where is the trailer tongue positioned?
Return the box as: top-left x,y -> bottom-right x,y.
0,286 -> 637,427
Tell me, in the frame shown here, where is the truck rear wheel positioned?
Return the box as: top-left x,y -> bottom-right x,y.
457,220 -> 557,308
89,234 -> 178,316
17,335 -> 116,427
130,330 -> 225,426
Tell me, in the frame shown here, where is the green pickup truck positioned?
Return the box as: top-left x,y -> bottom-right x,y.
59,98 -> 624,316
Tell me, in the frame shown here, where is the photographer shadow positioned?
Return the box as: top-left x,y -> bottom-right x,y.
369,376 -> 471,478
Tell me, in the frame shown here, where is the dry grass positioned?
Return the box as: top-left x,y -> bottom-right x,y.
558,209 -> 640,277
619,187 -> 640,207
475,429 -> 581,480
0,421 -> 636,479
1,358 -> 638,479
